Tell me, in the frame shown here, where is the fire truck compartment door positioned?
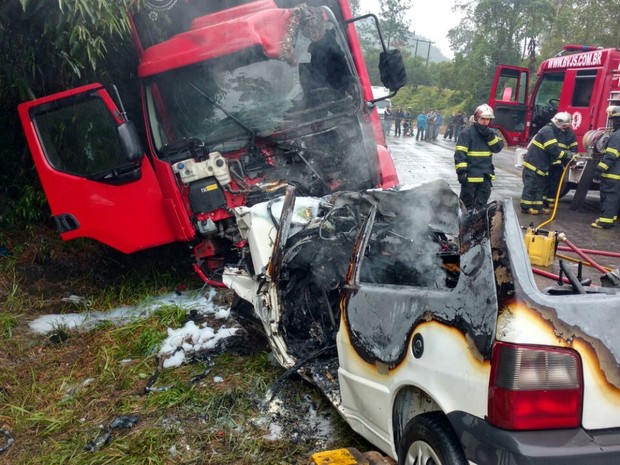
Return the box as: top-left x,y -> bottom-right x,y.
489,65 -> 529,146
18,83 -> 182,253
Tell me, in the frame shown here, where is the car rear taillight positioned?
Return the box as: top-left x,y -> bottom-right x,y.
488,341 -> 583,430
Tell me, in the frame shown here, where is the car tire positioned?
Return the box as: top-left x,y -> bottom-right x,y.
397,412 -> 467,465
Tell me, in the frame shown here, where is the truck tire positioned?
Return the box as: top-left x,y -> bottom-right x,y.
558,182 -> 572,199
397,412 -> 467,465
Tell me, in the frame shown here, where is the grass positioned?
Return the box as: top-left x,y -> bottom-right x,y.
0,225 -> 367,465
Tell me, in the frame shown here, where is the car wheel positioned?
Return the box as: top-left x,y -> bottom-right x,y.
397,412 -> 467,465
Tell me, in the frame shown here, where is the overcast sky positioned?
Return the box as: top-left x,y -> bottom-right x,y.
358,0 -> 461,59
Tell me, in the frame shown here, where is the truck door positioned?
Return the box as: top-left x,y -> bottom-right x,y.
18,83 -> 186,253
488,65 -> 529,146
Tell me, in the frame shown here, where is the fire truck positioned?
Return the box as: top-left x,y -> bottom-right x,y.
17,0 -> 406,286
488,45 -> 620,207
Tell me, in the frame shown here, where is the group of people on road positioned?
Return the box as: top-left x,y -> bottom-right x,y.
451,102 -> 620,230
382,107 -> 443,141
444,111 -> 468,142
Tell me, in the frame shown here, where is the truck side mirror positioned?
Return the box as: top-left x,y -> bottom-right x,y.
345,13 -> 408,99
117,120 -> 144,162
379,49 -> 407,92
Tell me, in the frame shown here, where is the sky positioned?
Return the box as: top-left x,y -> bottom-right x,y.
358,0 -> 462,59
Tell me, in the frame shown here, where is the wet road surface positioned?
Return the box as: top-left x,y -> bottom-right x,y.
386,132 -> 620,289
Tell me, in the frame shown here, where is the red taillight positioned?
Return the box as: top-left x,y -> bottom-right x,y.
488,342 -> 583,430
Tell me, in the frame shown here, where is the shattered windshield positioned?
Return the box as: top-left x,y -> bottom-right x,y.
144,20 -> 360,152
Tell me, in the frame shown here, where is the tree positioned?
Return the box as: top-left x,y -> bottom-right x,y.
378,0 -> 413,48
539,0 -> 620,58
447,0 -> 553,103
0,0 -> 137,221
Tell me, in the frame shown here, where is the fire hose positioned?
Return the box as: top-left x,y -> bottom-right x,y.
557,235 -> 609,274
526,155 -> 620,287
556,246 -> 620,258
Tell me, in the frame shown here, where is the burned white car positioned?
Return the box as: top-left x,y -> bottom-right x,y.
223,180 -> 620,465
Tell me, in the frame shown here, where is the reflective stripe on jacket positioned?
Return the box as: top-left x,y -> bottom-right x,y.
598,128 -> 620,181
454,125 -> 503,183
523,124 -> 571,175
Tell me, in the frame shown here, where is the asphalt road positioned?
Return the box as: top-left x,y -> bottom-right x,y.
385,132 -> 620,288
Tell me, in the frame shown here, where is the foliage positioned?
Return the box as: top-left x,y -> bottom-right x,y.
447,0 -> 554,104
377,0 -> 413,49
0,0 -> 139,223
538,0 -> 620,58
0,226 -> 369,464
392,85 -> 471,118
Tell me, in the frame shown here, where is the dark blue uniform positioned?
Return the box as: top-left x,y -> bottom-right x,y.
592,127 -> 620,228
454,124 -> 504,210
520,124 -> 572,213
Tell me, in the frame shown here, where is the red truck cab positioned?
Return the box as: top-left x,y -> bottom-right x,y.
18,0 -> 406,285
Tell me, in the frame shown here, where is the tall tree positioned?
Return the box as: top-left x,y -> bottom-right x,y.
539,0 -> 620,58
378,0 -> 413,48
447,0 -> 553,103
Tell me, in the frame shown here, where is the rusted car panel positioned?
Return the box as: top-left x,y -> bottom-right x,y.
224,180 -> 620,464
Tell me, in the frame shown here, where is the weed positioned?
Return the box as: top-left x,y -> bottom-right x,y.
0,311 -> 18,338
0,225 -> 366,465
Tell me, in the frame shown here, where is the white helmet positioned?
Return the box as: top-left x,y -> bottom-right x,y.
552,112 -> 572,128
474,104 -> 494,121
606,105 -> 620,118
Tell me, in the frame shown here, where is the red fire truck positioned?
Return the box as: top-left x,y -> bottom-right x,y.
488,45 -> 620,205
18,0 -> 406,285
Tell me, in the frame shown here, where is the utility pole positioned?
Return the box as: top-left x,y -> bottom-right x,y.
412,38 -> 434,66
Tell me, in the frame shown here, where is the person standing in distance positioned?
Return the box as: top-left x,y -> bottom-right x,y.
454,104 -> 504,211
591,105 -> 620,229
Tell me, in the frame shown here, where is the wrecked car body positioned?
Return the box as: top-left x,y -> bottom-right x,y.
224,180 -> 620,464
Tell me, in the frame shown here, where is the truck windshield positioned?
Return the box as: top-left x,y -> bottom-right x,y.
144,24 -> 360,153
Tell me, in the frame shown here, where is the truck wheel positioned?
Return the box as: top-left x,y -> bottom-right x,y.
397,412 -> 467,465
558,182 -> 572,198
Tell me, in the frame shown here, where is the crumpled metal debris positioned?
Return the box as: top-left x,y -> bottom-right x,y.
0,429 -> 14,455
84,415 -> 140,452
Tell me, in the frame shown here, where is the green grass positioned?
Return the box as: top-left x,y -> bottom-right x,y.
0,225 -> 367,465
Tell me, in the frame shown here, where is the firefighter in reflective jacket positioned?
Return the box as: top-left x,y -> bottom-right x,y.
520,114 -> 574,215
546,112 -> 578,209
591,106 -> 620,229
454,104 -> 504,210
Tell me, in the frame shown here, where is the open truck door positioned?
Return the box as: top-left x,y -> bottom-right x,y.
488,65 -> 530,146
18,83 -> 186,253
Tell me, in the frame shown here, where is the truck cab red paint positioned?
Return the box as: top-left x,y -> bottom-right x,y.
18,0 -> 404,284
490,46 -> 620,150
489,46 -> 620,200
18,84 -> 194,253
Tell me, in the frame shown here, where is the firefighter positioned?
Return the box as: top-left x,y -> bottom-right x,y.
591,105 -> 620,229
454,104 -> 504,211
546,112 -> 578,209
520,113 -> 575,214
